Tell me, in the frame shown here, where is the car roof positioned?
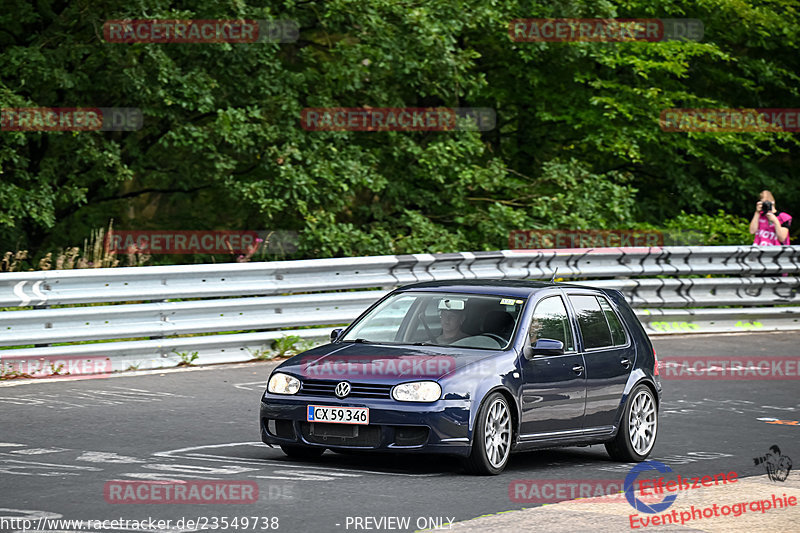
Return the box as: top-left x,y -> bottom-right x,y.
397,279 -> 593,298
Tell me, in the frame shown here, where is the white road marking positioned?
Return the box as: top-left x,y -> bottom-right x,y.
0,508 -> 61,519
180,452 -> 444,477
76,451 -> 145,464
233,381 -> 266,391
120,472 -> 217,482
0,387 -> 189,407
143,463 -> 257,475
154,442 -> 444,477
156,452 -> 267,465
9,447 -> 70,455
0,397 -> 46,405
0,458 -> 102,477
153,442 -> 259,457
251,469 -> 361,481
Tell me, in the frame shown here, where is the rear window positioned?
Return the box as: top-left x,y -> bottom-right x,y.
598,296 -> 627,346
568,294 -> 613,349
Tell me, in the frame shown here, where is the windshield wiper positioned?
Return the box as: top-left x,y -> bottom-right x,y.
343,338 -> 377,344
412,341 -> 437,346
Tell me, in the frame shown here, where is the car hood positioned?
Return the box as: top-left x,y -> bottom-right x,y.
275,342 -> 506,383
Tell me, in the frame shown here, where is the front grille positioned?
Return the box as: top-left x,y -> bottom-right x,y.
300,422 -> 382,447
299,379 -> 392,399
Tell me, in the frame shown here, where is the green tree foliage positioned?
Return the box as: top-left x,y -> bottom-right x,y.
1,0 -> 797,263
664,210 -> 754,245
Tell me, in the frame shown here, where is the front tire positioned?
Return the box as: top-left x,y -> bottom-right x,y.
280,444 -> 325,459
463,392 -> 513,475
606,384 -> 658,462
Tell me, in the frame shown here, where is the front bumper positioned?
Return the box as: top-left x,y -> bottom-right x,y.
260,392 -> 472,457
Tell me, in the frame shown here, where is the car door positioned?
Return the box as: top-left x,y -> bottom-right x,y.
567,292 -> 635,434
518,295 -> 587,439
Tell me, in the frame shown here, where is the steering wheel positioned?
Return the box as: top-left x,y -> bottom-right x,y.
481,333 -> 506,346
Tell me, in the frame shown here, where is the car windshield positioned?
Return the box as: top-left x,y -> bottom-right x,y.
341,291 -> 526,349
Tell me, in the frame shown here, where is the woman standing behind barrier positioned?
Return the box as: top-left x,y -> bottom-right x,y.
749,190 -> 791,245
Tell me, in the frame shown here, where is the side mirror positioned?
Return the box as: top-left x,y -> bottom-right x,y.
330,328 -> 343,343
524,338 -> 565,359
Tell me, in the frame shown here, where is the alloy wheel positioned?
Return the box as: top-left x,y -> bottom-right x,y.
484,398 -> 511,468
628,389 -> 657,455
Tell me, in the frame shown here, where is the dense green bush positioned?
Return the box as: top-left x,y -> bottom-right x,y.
2,1 -> 798,263
661,210 -> 756,246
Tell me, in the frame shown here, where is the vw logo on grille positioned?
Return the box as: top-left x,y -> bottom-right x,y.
334,381 -> 351,398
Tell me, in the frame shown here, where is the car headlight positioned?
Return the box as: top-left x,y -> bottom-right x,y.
392,381 -> 441,402
267,373 -> 300,395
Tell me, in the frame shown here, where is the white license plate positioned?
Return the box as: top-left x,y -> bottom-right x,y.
306,405 -> 369,425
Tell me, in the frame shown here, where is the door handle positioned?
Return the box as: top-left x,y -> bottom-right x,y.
572,365 -> 584,374
620,358 -> 632,368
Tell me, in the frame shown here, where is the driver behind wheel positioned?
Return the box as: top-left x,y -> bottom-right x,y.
436,303 -> 469,345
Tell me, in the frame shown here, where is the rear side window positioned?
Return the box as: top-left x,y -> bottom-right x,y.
598,296 -> 627,346
568,295 -> 612,349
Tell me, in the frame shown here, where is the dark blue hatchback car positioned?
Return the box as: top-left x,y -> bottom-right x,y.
260,280 -> 662,474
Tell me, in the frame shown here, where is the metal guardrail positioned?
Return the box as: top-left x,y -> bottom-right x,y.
581,276 -> 800,307
0,291 -> 384,346
2,246 -> 798,307
1,246 -> 799,378
2,278 -> 798,347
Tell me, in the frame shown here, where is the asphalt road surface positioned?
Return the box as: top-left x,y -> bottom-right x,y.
1,332 -> 798,533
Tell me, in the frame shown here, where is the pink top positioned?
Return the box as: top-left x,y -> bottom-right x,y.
753,212 -> 792,245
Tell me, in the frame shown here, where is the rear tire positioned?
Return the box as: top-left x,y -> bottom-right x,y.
280,444 -> 325,459
463,392 -> 512,475
605,384 -> 658,462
